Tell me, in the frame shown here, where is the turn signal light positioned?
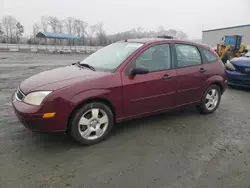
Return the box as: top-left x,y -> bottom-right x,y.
43,112 -> 56,118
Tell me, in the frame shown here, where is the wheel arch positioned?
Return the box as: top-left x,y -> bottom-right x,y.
66,97 -> 116,132
210,82 -> 224,94
204,75 -> 226,95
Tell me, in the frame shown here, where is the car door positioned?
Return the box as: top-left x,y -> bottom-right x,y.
198,46 -> 223,82
174,43 -> 207,106
121,43 -> 177,118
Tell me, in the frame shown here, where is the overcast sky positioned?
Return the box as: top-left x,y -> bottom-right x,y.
1,0 -> 250,39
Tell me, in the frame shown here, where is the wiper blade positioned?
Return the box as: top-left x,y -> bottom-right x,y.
72,61 -> 81,66
72,61 -> 96,71
80,63 -> 96,71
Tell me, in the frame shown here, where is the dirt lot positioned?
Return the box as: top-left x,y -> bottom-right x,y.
1,52 -> 250,188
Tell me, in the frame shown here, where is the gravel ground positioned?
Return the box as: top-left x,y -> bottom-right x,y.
0,52 -> 250,188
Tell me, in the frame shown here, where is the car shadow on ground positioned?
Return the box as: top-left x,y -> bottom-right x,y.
112,107 -> 198,135
22,107 -> 201,149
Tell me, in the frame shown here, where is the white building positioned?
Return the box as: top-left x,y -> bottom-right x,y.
202,24 -> 250,48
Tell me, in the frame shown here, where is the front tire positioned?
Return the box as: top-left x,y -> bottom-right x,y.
197,85 -> 221,114
69,102 -> 114,145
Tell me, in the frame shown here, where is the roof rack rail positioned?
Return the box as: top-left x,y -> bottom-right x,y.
157,35 -> 174,39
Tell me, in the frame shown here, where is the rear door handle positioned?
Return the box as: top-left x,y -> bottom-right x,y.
199,68 -> 207,73
162,74 -> 172,80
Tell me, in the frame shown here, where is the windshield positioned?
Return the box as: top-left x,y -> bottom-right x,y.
80,42 -> 143,72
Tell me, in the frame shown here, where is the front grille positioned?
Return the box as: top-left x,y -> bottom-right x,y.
234,65 -> 250,74
15,88 -> 25,101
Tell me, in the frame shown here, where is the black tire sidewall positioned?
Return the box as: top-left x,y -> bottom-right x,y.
200,85 -> 221,114
70,102 -> 114,145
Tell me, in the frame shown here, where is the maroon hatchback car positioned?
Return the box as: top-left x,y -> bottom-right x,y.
12,38 -> 227,145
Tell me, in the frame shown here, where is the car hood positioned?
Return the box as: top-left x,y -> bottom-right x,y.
231,57 -> 250,67
20,65 -> 109,94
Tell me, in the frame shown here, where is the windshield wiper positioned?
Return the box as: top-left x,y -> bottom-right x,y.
72,61 -> 96,71
80,63 -> 96,71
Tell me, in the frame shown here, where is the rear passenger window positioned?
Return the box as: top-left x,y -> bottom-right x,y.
175,44 -> 202,68
200,48 -> 218,63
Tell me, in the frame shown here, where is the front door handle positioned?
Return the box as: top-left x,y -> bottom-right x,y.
200,68 -> 207,73
162,74 -> 172,80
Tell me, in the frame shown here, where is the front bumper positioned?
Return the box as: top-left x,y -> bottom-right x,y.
11,92 -> 69,132
226,70 -> 250,88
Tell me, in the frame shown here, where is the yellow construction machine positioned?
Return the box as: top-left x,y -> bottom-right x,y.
216,35 -> 248,63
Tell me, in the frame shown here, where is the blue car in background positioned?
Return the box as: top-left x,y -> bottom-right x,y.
225,51 -> 250,88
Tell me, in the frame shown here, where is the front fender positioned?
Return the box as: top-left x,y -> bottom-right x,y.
70,88 -> 124,119
71,89 -> 112,105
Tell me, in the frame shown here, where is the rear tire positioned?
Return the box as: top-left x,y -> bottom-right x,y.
197,85 -> 221,114
69,102 -> 114,145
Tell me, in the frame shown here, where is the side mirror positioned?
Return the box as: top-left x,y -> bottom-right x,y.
129,66 -> 149,76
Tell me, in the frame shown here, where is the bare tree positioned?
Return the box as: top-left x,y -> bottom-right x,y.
0,23 -> 4,36
16,22 -> 24,48
156,26 -> 170,36
57,20 -> 64,33
2,16 -> 17,45
176,31 -> 188,40
135,27 -> 144,36
106,26 -> 188,44
64,17 -> 75,47
73,19 -> 82,37
168,29 -> 178,38
157,26 -> 165,33
48,16 -> 60,33
33,23 -> 40,44
72,19 -> 88,45
2,17 -> 9,46
8,17 -> 17,43
87,24 -> 97,45
57,20 -> 64,45
96,22 -> 107,46
73,19 -> 81,46
41,16 -> 49,47
80,21 -> 88,45
0,24 -> 4,43
48,16 -> 61,45
64,17 -> 75,34
41,16 -> 49,32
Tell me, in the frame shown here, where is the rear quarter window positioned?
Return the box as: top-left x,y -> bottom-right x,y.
199,47 -> 219,63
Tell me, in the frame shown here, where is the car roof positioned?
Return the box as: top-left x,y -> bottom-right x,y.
117,38 -> 210,49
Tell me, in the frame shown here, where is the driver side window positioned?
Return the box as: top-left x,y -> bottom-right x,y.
133,44 -> 171,72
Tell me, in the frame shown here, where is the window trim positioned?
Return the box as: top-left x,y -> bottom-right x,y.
124,42 -> 174,75
172,43 -> 203,69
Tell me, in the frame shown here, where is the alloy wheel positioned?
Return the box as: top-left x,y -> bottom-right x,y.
205,89 -> 219,111
78,108 -> 109,140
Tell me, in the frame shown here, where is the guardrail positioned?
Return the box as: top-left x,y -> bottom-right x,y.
0,43 -> 103,54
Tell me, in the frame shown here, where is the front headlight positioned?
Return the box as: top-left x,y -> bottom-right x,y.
23,91 -> 52,106
225,60 -> 236,71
